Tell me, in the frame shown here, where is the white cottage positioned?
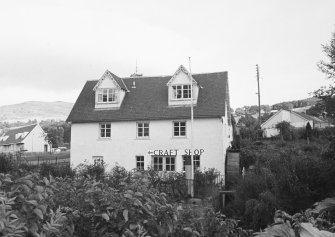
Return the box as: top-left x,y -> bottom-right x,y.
261,109 -> 331,137
67,65 -> 233,174
0,124 -> 51,153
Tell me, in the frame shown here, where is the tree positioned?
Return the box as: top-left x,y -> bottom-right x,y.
306,122 -> 312,144
276,121 -> 292,141
314,31 -> 335,119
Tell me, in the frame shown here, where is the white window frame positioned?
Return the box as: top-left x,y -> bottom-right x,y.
183,155 -> 200,171
172,85 -> 191,100
152,156 -> 176,171
136,122 -> 150,138
173,121 -> 186,137
136,156 -> 145,170
100,123 -> 111,138
97,88 -> 118,103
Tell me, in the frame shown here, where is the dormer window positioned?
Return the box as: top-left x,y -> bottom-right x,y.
172,85 -> 192,99
97,88 -> 118,103
93,70 -> 128,110
167,65 -> 199,106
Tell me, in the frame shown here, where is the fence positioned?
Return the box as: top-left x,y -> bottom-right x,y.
16,151 -> 70,166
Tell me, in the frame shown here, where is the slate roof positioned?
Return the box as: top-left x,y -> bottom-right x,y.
106,71 -> 129,91
67,71 -> 229,123
293,111 -> 329,124
0,124 -> 37,146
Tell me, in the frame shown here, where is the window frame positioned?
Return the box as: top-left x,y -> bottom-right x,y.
173,121 -> 186,137
136,156 -> 145,171
183,155 -> 200,171
172,84 -> 192,100
152,156 -> 176,171
99,123 -> 111,138
97,88 -> 118,103
136,122 -> 150,139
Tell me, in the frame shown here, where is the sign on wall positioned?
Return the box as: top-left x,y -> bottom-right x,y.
148,149 -> 205,156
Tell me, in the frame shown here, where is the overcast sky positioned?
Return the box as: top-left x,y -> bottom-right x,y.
1,0 -> 335,109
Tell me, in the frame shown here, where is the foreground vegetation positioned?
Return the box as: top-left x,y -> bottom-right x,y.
226,126 -> 335,233
1,145 -> 335,237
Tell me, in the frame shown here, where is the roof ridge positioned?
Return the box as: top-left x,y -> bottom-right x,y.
122,71 -> 227,80
8,123 -> 37,131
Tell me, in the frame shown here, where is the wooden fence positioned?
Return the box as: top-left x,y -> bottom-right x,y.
16,151 -> 70,166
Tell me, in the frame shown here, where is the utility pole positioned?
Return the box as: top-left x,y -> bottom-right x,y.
188,57 -> 194,198
256,64 -> 261,127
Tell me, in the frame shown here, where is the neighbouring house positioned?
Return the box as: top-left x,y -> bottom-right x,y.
0,124 -> 52,153
67,65 -> 233,174
261,109 -> 332,137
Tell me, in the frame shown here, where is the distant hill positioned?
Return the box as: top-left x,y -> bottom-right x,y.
0,101 -> 74,122
272,97 -> 320,110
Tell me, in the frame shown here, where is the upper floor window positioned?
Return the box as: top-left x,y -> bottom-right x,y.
100,123 -> 111,138
137,122 -> 149,138
172,85 -> 191,99
97,89 -> 117,103
173,121 -> 186,137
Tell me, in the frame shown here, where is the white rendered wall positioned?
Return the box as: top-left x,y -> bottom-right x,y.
71,118 -> 231,174
23,125 -> 50,152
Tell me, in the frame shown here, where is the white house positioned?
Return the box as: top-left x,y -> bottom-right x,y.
67,65 -> 233,174
0,124 -> 51,153
261,109 -> 331,137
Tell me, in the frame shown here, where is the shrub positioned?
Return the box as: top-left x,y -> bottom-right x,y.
0,153 -> 15,173
39,163 -> 75,178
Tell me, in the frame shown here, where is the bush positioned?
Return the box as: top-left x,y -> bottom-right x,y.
0,153 -> 15,173
39,163 -> 75,178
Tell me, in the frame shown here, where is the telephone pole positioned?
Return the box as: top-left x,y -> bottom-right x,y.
256,64 -> 261,126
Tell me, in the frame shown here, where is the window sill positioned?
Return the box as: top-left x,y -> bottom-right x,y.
170,98 -> 192,101
172,136 -> 187,139
97,137 -> 112,141
136,137 -> 151,140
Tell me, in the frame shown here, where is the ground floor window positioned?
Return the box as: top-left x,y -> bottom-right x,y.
152,156 -> 175,171
92,156 -> 104,165
183,155 -> 200,171
136,156 -> 144,170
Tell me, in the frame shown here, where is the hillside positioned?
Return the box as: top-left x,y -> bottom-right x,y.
0,101 -> 74,122
271,97 -> 320,110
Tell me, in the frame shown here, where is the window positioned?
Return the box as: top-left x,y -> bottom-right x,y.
136,156 -> 144,170
183,155 -> 200,171
97,88 -> 118,103
153,156 -> 163,171
92,156 -> 104,165
153,156 -> 175,171
172,85 -> 191,99
137,122 -> 149,138
100,123 -> 111,138
173,121 -> 186,137
165,156 -> 175,171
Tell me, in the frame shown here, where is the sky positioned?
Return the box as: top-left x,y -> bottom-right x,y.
0,0 -> 335,109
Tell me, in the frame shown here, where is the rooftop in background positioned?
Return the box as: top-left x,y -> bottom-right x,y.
0,124 -> 37,145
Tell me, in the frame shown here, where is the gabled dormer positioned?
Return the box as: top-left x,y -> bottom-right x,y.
167,65 -> 199,106
93,70 -> 128,109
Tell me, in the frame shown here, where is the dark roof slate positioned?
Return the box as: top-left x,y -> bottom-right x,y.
67,71 -> 228,123
294,111 -> 329,123
109,72 -> 128,91
0,124 -> 37,145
